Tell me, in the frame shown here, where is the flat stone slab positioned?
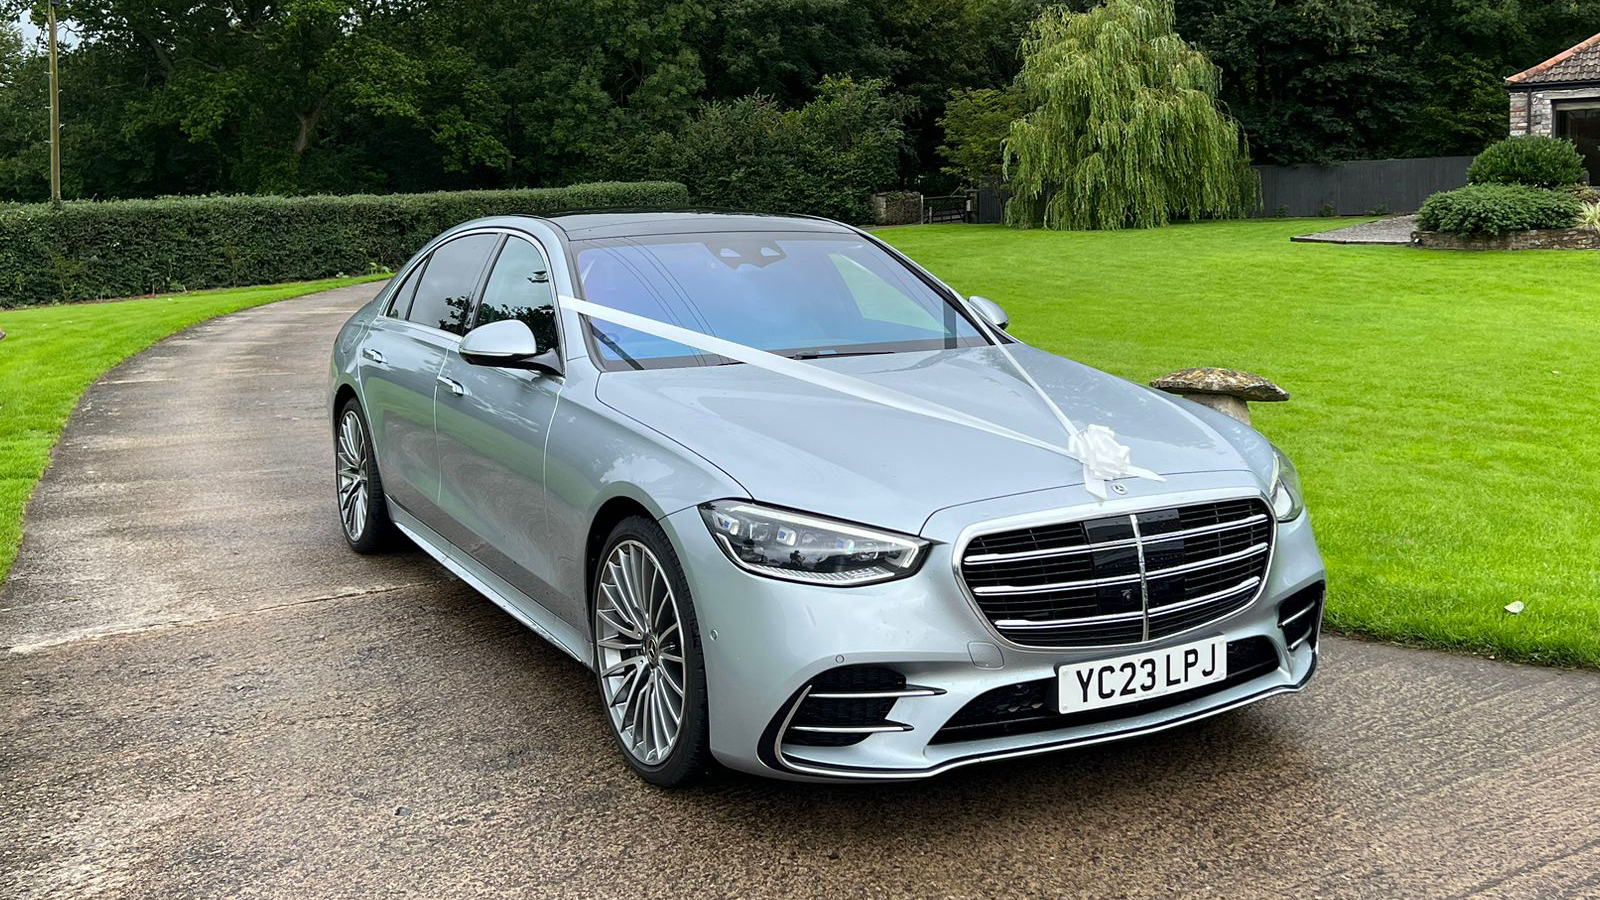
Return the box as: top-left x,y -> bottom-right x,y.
1292,215 -> 1418,245
3,285 -> 1600,898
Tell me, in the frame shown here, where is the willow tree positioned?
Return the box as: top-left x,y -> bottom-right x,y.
1005,0 -> 1258,230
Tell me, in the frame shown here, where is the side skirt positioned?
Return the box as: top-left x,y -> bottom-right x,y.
389,502 -> 592,668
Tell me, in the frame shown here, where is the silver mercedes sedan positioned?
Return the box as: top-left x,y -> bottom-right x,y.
328,211 -> 1325,785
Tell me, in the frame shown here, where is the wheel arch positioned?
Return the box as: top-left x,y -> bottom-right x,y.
583,494 -> 659,626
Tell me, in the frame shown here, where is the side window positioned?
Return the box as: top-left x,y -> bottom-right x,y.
383,263 -> 423,317
474,237 -> 559,351
406,234 -> 498,335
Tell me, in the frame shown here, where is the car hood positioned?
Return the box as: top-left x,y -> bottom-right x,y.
594,345 -> 1264,535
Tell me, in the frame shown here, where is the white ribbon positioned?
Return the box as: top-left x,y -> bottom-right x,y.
562,296 -> 1164,500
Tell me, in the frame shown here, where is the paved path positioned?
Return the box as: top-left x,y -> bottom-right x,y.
1292,215 -> 1419,245
3,285 -> 1598,899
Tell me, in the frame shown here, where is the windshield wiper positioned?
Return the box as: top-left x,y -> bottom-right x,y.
785,349 -> 896,361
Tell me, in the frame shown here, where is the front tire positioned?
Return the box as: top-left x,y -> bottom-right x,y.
592,516 -> 712,787
335,398 -> 398,553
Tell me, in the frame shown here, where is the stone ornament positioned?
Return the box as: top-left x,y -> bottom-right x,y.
1150,367 -> 1289,425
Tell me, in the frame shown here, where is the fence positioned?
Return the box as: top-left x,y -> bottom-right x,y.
1254,156 -> 1473,217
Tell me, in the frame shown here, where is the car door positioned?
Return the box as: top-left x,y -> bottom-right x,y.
359,232 -> 499,525
433,233 -> 572,624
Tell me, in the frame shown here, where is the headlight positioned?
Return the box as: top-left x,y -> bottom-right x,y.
1270,446 -> 1304,522
699,500 -> 928,586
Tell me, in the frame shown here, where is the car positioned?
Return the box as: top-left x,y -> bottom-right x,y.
328,210 -> 1325,785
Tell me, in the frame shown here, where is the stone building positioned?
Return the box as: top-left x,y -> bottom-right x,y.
1507,31 -> 1600,184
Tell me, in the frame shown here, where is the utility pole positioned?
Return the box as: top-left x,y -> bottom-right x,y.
47,0 -> 62,207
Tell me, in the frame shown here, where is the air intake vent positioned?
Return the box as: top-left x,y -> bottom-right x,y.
782,665 -> 940,747
1278,583 -> 1325,651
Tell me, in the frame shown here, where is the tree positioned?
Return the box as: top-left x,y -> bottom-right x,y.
1174,0 -> 1414,166
937,86 -> 1024,188
1005,0 -> 1256,230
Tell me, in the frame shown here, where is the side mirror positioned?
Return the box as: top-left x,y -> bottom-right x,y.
968,295 -> 1009,332
460,319 -> 562,375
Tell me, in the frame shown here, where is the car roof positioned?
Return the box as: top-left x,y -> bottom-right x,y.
530,210 -> 857,241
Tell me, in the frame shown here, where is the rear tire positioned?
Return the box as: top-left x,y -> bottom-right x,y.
592,516 -> 712,787
335,398 -> 399,553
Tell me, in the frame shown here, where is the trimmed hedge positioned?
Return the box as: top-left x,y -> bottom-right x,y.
0,181 -> 689,307
1467,136 -> 1587,189
1417,183 -> 1582,236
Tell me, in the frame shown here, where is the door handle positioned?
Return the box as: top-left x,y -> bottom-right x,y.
437,375 -> 466,397
362,348 -> 385,364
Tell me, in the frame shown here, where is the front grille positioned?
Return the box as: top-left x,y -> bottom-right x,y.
930,636 -> 1280,744
959,498 -> 1273,648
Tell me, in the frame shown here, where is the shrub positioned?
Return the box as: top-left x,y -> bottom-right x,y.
655,77 -> 908,224
1581,202 -> 1600,233
1416,184 -> 1582,235
0,182 -> 689,307
1467,136 -> 1587,188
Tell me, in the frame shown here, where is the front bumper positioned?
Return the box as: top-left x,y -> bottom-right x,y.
660,471 -> 1326,782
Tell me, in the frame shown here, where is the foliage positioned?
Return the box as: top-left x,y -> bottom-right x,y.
1004,0 -> 1257,230
1174,0 -> 1413,166
1467,135 -> 1588,188
647,77 -> 907,223
0,275 -> 383,583
0,181 -> 687,306
1416,183 -> 1581,235
937,86 -> 1025,188
883,220 -> 1600,668
0,0 -> 1044,205
1581,202 -> 1600,233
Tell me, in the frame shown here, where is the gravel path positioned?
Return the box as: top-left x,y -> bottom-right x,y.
1293,215 -> 1419,244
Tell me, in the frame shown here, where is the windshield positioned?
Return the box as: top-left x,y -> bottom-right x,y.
572,232 -> 989,370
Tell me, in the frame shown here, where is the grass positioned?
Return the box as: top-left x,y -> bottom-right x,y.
881,219 -> 1600,668
0,276 -> 387,583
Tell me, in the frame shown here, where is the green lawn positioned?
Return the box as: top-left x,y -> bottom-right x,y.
0,276 -> 386,583
882,220 -> 1600,668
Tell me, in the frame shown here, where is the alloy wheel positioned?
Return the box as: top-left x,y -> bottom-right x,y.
595,540 -> 688,766
336,409 -> 370,541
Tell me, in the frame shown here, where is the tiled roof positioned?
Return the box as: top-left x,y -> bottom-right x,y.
1507,32 -> 1600,84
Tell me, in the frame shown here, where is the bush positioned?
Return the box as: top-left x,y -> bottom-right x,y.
655,77 -> 908,224
1416,184 -> 1582,235
1467,136 -> 1587,188
0,181 -> 688,307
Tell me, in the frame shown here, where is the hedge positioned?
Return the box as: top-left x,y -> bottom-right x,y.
1416,183 -> 1582,236
0,181 -> 689,307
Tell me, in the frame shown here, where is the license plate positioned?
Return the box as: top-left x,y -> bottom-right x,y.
1058,636 -> 1228,714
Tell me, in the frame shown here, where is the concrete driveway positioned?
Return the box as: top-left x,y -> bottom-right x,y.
3,284 -> 1598,899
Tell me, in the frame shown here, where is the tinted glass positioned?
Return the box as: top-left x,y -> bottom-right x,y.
574,233 -> 986,369
407,234 -> 497,335
474,237 -> 558,352
383,263 -> 422,317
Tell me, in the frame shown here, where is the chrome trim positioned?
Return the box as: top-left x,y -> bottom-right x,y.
789,723 -> 914,734
773,654 -> 1316,781
1131,513 -> 1152,642
971,542 -> 1268,596
1279,600 -> 1319,627
948,489 -> 1279,653
807,687 -> 945,699
1149,577 -> 1262,616
1287,632 -> 1313,652
962,513 -> 1268,565
994,576 -> 1261,629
